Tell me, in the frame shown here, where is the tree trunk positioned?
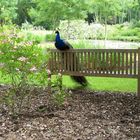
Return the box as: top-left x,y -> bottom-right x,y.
104,18 -> 107,47
67,19 -> 70,40
0,19 -> 4,27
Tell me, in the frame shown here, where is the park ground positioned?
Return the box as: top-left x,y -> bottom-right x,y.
0,85 -> 140,140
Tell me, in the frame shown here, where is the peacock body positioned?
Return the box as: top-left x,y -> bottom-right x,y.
54,31 -> 88,86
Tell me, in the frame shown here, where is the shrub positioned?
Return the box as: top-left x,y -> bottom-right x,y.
58,20 -> 140,42
0,25 -> 49,116
132,20 -> 140,28
59,20 -> 105,40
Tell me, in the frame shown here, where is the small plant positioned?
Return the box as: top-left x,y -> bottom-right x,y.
51,73 -> 70,106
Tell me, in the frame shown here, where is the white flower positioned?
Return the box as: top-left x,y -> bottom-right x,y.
13,46 -> 17,49
58,73 -> 62,77
17,56 -> 28,62
15,68 -> 20,71
30,66 -> 37,72
46,69 -> 51,74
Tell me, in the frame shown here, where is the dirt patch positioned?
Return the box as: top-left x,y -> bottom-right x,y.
0,85 -> 140,140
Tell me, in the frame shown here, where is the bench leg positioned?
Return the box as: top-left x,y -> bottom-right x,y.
138,48 -> 140,97
138,78 -> 140,97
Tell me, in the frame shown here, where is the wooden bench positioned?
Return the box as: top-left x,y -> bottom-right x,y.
48,48 -> 140,96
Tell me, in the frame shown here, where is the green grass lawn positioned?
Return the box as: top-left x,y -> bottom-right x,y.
0,71 -> 137,93
62,76 -> 137,93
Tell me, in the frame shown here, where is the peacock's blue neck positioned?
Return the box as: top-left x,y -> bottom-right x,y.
55,33 -> 61,42
55,32 -> 65,49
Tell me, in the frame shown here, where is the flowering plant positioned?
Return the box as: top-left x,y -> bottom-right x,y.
0,25 -> 48,116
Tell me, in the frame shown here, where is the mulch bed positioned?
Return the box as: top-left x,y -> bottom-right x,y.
0,85 -> 140,140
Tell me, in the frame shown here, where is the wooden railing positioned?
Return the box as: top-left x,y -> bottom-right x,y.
48,48 -> 140,96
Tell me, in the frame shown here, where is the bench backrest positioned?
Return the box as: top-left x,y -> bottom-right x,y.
48,48 -> 140,96
49,49 -> 139,78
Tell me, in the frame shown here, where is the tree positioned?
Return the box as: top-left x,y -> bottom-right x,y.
117,0 -> 140,23
29,0 -> 90,30
91,0 -> 122,41
14,0 -> 33,26
0,0 -> 17,26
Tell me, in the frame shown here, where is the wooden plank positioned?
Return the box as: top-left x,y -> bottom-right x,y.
106,52 -> 109,74
60,52 -> 62,72
93,51 -> 96,74
80,52 -> 84,72
91,51 -> 94,74
98,51 -> 102,74
110,52 -> 113,74
102,51 -> 105,74
126,52 -> 128,75
118,52 -> 120,75
63,52 -> 66,72
57,52 -> 60,72
130,52 -> 132,75
138,48 -> 140,97
70,52 -> 73,72
88,51 -> 90,73
77,52 -> 80,72
62,52 -> 67,71
134,51 -> 137,75
68,52 -> 70,71
73,52 -> 76,72
95,51 -> 98,74
122,52 -> 124,75
84,51 -> 87,74
114,52 -> 116,74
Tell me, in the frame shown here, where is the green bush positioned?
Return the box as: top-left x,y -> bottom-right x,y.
59,20 -> 105,40
119,28 -> 140,37
112,36 -> 140,42
46,34 -> 55,42
59,20 -> 140,42
132,20 -> 140,28
0,25 -> 49,116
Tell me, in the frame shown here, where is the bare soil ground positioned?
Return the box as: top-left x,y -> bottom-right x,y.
0,85 -> 140,140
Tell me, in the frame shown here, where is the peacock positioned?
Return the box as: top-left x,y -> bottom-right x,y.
55,30 -> 88,86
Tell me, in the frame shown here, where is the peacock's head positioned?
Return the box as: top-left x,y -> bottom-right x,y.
55,28 -> 60,34
55,30 -> 59,34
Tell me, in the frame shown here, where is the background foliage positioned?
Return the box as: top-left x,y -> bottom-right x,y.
0,0 -> 140,29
